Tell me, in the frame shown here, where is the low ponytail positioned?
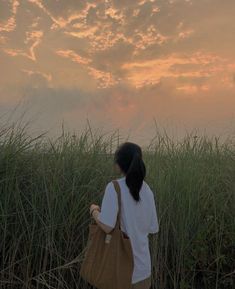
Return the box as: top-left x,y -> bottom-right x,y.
114,142 -> 146,202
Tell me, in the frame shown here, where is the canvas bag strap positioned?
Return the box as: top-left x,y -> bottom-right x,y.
112,180 -> 121,229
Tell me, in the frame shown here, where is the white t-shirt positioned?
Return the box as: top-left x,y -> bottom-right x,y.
98,176 -> 159,284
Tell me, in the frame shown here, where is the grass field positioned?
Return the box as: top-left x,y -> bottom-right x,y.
0,121 -> 234,289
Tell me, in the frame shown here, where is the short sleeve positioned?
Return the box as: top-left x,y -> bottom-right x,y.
98,182 -> 119,228
149,189 -> 159,234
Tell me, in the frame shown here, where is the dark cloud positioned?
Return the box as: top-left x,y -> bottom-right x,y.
43,0 -> 86,18
0,1 -> 12,20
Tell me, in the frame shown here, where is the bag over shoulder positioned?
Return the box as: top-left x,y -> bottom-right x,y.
80,180 -> 134,289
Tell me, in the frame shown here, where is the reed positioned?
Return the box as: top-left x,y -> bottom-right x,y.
0,121 -> 234,289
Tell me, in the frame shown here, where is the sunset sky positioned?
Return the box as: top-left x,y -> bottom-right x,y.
0,0 -> 235,145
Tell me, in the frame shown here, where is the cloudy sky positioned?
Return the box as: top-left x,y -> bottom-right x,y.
0,0 -> 235,145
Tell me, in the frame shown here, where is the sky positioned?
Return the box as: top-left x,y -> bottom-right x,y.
0,0 -> 235,146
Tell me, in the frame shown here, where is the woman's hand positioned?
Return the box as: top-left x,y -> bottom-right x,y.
90,204 -> 101,216
89,203 -> 113,234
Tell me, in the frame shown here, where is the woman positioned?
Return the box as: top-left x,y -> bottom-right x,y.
89,142 -> 159,289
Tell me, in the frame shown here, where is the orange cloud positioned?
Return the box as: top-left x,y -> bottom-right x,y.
0,0 -> 19,32
177,84 -> 210,96
105,7 -> 125,24
122,52 -> 231,88
4,30 -> 43,61
177,29 -> 194,40
28,0 -> 64,29
22,69 -> 52,83
66,21 -> 126,53
65,26 -> 98,38
56,49 -> 117,88
87,67 -> 118,88
29,0 -> 96,30
127,25 -> 169,55
0,36 -> 7,44
138,0 -> 156,5
56,50 -> 91,65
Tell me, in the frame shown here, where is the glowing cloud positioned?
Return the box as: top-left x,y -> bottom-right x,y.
0,0 -> 19,32
4,30 -> 43,61
56,50 -> 91,65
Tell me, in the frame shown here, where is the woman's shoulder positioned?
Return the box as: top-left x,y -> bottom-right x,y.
107,178 -> 124,186
107,178 -> 152,193
111,177 -> 150,188
142,180 -> 155,197
143,179 -> 150,189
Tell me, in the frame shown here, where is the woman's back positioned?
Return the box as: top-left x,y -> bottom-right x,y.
98,176 -> 159,284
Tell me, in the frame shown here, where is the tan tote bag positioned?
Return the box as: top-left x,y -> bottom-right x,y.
80,180 -> 134,289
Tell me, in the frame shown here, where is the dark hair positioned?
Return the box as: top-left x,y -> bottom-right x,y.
114,142 -> 146,202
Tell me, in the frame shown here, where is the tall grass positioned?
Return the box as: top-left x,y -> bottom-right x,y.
0,121 -> 234,289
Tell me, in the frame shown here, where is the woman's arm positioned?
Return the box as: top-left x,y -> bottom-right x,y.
92,209 -> 114,234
